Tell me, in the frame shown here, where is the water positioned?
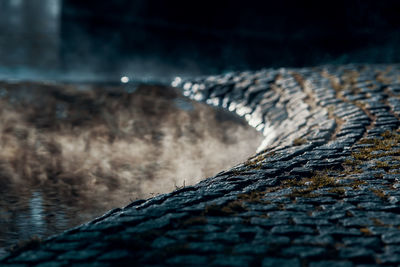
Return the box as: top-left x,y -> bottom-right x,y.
0,81 -> 263,254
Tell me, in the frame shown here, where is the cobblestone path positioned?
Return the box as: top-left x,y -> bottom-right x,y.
2,64 -> 400,266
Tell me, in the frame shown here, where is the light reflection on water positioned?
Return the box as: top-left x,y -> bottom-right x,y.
0,187 -> 106,253
0,81 -> 263,253
29,191 -> 45,233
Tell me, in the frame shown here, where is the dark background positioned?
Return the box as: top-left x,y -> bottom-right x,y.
1,0 -> 400,81
61,0 -> 400,74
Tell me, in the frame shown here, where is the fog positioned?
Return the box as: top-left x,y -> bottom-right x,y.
0,82 -> 262,250
2,0 -> 400,83
1,0 -> 399,255
0,0 -> 265,252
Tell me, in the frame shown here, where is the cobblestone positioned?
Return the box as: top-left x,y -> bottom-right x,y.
2,64 -> 400,265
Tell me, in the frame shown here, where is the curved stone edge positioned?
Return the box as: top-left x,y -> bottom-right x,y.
1,64 -> 400,266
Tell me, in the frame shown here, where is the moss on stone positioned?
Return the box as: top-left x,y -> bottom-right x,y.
370,217 -> 386,227
289,188 -> 319,199
348,179 -> 367,189
376,71 -> 393,85
374,161 -> 400,171
345,131 -> 400,173
237,191 -> 270,204
328,187 -> 346,196
285,171 -> 337,199
371,189 -> 388,201
360,227 -> 373,236
244,153 -> 271,170
182,216 -> 208,226
204,200 -> 247,217
293,137 -> 307,146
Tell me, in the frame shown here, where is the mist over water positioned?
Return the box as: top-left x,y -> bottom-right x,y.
0,81 -> 263,253
2,0 -> 400,258
0,1 -> 264,254
2,0 -> 400,85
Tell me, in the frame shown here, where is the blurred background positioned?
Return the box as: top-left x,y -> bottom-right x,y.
1,0 -> 400,255
0,0 -> 400,82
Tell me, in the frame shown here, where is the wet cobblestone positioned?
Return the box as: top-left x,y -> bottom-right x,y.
2,64 -> 400,266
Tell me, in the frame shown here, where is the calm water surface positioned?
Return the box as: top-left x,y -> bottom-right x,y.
0,82 -> 263,256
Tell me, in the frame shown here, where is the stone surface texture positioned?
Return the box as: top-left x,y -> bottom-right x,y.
2,64 -> 400,266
